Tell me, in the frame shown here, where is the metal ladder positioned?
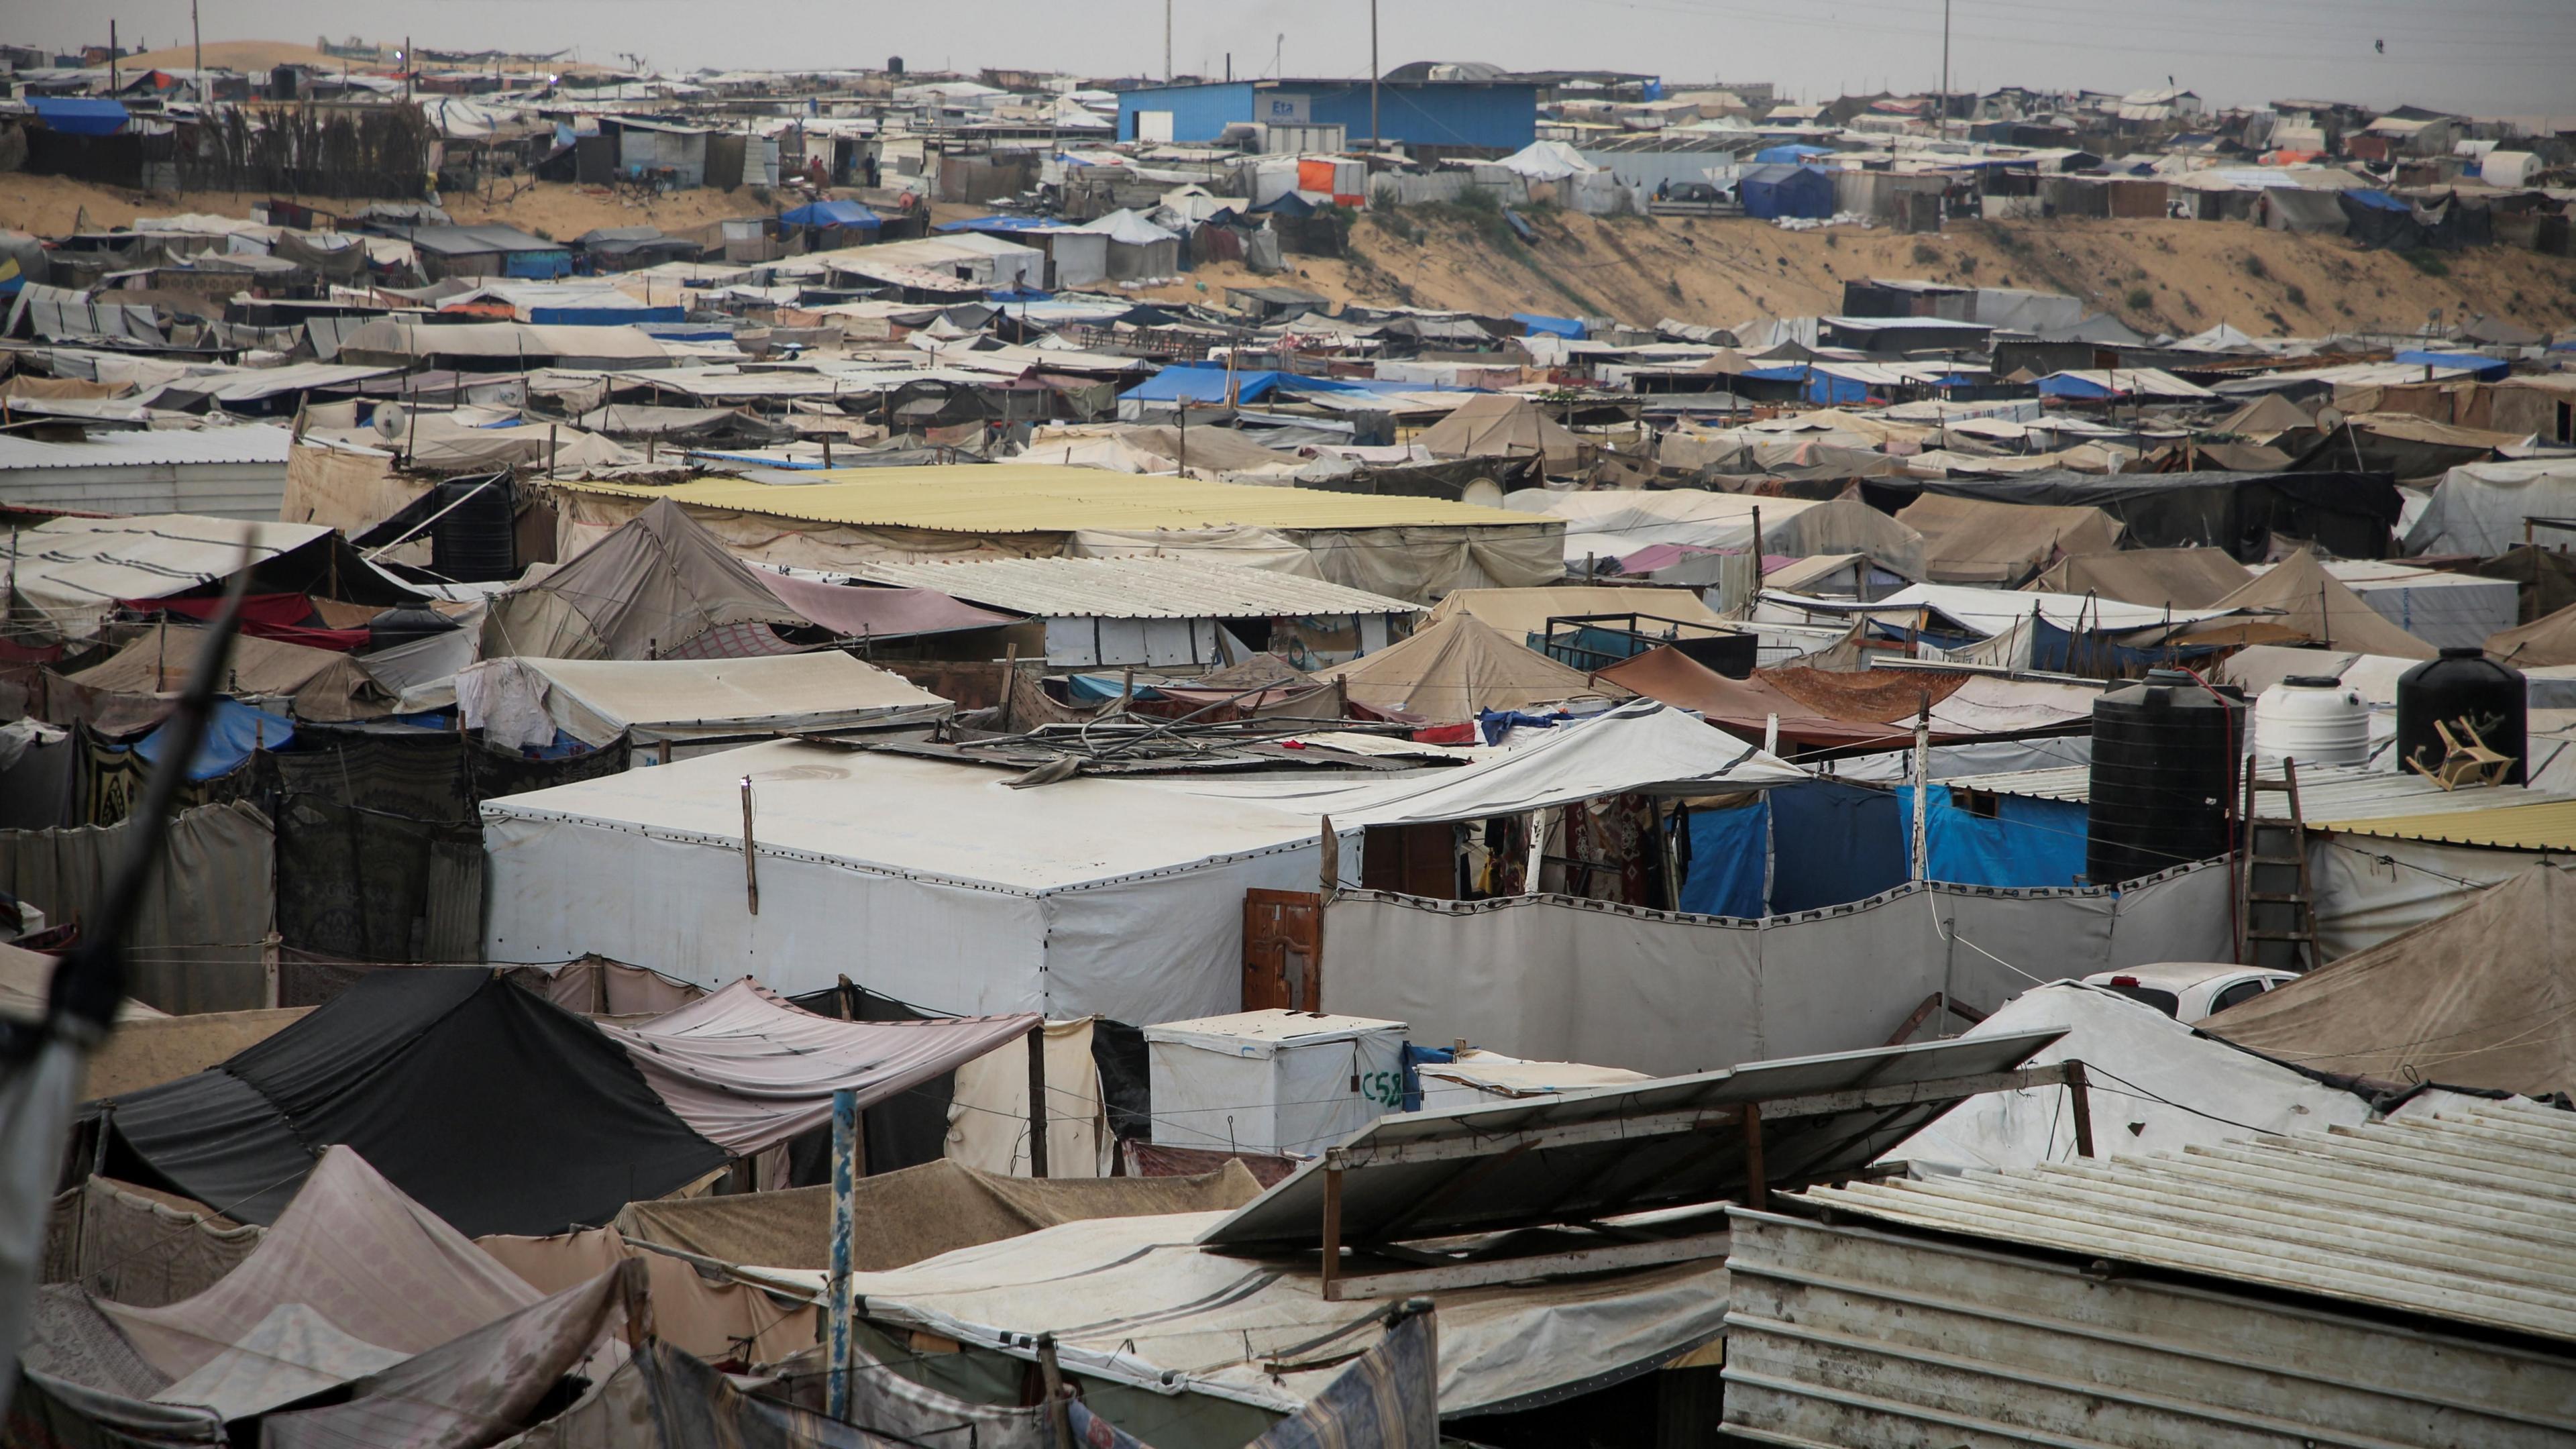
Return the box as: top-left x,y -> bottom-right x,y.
2239,760 -> 2317,972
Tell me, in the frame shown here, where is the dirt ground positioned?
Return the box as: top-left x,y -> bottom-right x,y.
1142,210 -> 2576,337
0,173 -> 775,241
5,168 -> 2570,335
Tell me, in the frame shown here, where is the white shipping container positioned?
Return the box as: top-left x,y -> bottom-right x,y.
1144,1010 -> 1409,1158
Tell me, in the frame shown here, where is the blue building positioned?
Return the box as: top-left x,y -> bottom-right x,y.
1115,79 -> 1538,156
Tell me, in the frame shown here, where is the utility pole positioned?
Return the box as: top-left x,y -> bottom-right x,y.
191,0 -> 201,89
1939,0 -> 1951,140
1368,0 -> 1380,148
1165,0 -> 1172,83
109,21 -> 117,95
404,35 -> 412,101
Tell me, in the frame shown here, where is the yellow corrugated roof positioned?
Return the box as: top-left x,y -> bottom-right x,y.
553,466 -> 1548,535
2317,799 -> 2576,852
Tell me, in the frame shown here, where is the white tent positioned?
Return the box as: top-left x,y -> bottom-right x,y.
481,741 -> 1354,1020
2404,459 -> 2576,557
1494,141 -> 1601,182
453,653 -> 953,753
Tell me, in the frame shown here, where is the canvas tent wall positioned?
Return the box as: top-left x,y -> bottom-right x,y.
482,497 -> 813,661
1894,494 -> 2123,585
2030,548 -> 2255,608
2403,459 -> 2576,557
454,653 -> 953,753
1414,394 -> 1589,471
482,740 -> 1356,1020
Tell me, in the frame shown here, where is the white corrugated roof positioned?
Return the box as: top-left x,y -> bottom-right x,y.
851,555 -> 1421,621
0,426 -> 294,471
1941,760 -> 2576,823
1807,1099 -> 2576,1343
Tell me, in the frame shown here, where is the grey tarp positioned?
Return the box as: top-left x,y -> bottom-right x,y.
612,1159 -> 1264,1272
0,802 -> 274,1013
2205,863 -> 2576,1097
482,497 -> 814,661
1319,863 -> 2233,1077
2259,187 -> 2349,233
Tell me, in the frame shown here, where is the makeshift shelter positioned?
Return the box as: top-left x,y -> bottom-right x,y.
757,572 -> 1021,641
1309,612 -> 1613,720
2491,600 -> 2576,667
777,199 -> 883,239
2210,392 -> 2316,441
1738,164 -> 1834,219
453,652 -> 953,753
1894,494 -> 2124,585
2403,459 -> 2576,557
66,624 -> 393,722
1074,209 -> 1182,280
1890,983 -> 2379,1172
611,1159 -> 1263,1273
2030,548 -> 2257,609
1415,394 -> 1589,471
2204,863 -> 2576,1097
2171,548 -> 2437,659
1425,585 -> 1733,641
90,969 -> 731,1236
482,497 -> 813,661
2,513 -> 419,644
1866,471 -> 2402,563
483,741 -> 1355,1020
594,980 -> 1038,1155
1598,647 -> 1926,755
1507,488 -> 1927,578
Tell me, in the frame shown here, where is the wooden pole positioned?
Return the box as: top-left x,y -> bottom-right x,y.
1740,1101 -> 1767,1210
1025,1022 -> 1051,1178
739,776 -> 761,914
1036,1334 -> 1073,1449
2064,1060 -> 2096,1158
826,1087 -> 857,1420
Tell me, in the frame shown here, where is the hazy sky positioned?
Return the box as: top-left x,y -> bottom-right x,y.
34,0 -> 2576,115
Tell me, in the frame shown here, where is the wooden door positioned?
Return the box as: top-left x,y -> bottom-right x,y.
1242,889 -> 1322,1012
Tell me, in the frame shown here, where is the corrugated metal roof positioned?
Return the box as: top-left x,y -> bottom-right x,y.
1945,761 -> 2576,824
553,468 -> 1548,534
851,555 -> 1421,621
0,427 -> 294,471
1803,1099 -> 2576,1343
2314,797 -> 2576,851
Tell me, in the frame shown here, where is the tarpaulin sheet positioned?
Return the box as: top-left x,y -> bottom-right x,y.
474,1226 -> 814,1364
1320,863 -> 2231,1077
945,1017 -> 1108,1178
1680,798 -> 1767,918
484,498 -> 810,661
1894,783 -> 2090,889
94,971 -> 727,1236
598,979 -> 1037,1155
1893,983 -> 2378,1172
1309,612 -> 1609,720
133,700 -> 294,781
4,514 -> 419,645
791,1212 -> 1727,1415
2031,548 -> 2255,608
0,802 -> 273,1014
608,1159 -> 1263,1274
1894,494 -> 2123,585
1765,779 -> 1909,913
44,1179 -> 264,1309
458,653 -> 952,750
2404,459 -> 2576,557
2206,862 -> 2576,1095
759,572 -> 1020,639
95,1146 -> 539,1394
2176,548 -> 2437,659
30,99 -> 129,136
67,623 -> 387,722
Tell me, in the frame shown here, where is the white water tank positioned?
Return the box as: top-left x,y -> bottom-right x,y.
2254,676 -> 2370,767
1144,1010 -> 1409,1158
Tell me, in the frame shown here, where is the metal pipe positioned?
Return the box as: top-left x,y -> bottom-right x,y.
1026,1022 -> 1051,1178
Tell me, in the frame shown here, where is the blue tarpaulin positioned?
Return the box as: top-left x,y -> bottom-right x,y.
2343,189 -> 2408,212
1738,164 -> 1834,220
1679,799 -> 1768,918
1766,780 -> 1908,912
1477,708 -> 1570,745
501,251 -> 574,280
1803,371 -> 1871,405
781,199 -> 883,229
2393,350 -> 2510,380
1893,784 -> 2090,889
1062,674 -> 1169,704
1754,144 -> 1835,164
134,700 -> 294,781
32,97 -> 129,136
529,305 -> 685,326
2036,373 -> 2118,400
1511,313 -> 1587,339
1121,366 -> 1281,404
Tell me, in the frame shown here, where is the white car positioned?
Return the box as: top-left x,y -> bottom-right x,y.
2080,963 -> 2297,1023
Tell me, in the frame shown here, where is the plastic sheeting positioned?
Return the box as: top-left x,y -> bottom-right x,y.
1320,863 -> 2233,1076
945,1018 -> 1110,1178
1680,798 -> 1768,918
0,802 -> 274,1014
793,1211 -> 1729,1415
1308,612 -> 1608,720
1892,784 -> 2090,889
2406,459 -> 2576,557
1767,779 -> 1909,912
599,979 -> 1038,1155
482,740 -> 1350,1020
483,498 -> 811,661
1890,983 -> 2379,1172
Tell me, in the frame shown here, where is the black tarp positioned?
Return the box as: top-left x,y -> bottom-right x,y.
2339,191 -> 2424,250
91,969 -> 727,1236
2288,422 -> 2501,480
1294,453 -> 1546,500
1860,468 -> 2402,561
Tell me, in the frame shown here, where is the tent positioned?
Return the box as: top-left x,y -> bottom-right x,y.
2204,863 -> 2576,1097
2,513 -> 419,644
2491,600 -> 2576,667
2210,392 -> 2316,441
1890,983 -> 2380,1173
483,741 -> 1354,1020
453,651 -> 953,751
2171,548 -> 2438,659
758,572 -> 1021,639
67,623 -> 393,722
778,199 -> 883,232
2030,548 -> 2256,609
91,969 -> 731,1236
1507,488 -> 1929,577
1425,585 -> 1732,641
1738,164 -> 1834,219
482,497 -> 813,661
1494,140 -> 1599,182
1309,612 -> 1615,720
1415,392 -> 1589,470
1894,494 -> 2124,585
1599,646 -> 1928,753
2403,459 -> 2576,557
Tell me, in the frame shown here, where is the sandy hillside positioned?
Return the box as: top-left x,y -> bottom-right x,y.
0,174 -> 777,241
1142,210 -> 2576,337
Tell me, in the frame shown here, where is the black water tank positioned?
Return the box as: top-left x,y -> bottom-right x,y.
2397,647 -> 2526,784
2086,668 -> 2243,887
429,476 -> 517,584
888,55 -> 904,74
365,606 -> 460,654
